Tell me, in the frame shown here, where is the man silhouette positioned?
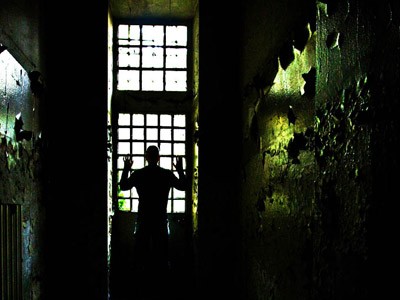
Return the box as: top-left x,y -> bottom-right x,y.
119,145 -> 187,298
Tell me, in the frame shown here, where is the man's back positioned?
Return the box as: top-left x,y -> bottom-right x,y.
131,165 -> 177,223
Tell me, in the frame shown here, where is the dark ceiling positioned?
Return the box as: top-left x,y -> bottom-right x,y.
109,0 -> 198,20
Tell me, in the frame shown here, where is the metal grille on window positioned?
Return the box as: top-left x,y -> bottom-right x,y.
0,204 -> 22,300
117,113 -> 186,213
117,24 -> 188,92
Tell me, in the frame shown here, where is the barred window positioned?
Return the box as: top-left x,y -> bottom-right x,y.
116,24 -> 188,92
117,113 -> 187,213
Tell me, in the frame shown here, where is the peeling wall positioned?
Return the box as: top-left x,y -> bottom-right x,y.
240,0 -> 400,299
0,0 -> 42,71
240,1 -> 316,298
0,49 -> 45,300
314,0 -> 400,298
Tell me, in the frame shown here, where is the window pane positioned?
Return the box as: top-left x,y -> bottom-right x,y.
132,200 -> 139,212
166,26 -> 187,46
115,113 -> 188,216
117,156 -> 125,169
174,115 -> 186,127
173,200 -> 185,213
119,114 -> 131,125
142,70 -> 163,91
142,25 -> 164,46
160,143 -> 171,155
132,114 -> 144,126
146,142 -> 158,150
160,128 -> 171,140
118,70 -> 140,90
118,142 -> 130,154
119,190 -> 130,198
160,157 -> 172,169
118,25 -> 140,45
146,128 -> 158,140
118,24 -> 129,39
132,128 -> 144,140
146,114 -> 158,126
165,71 -> 186,91
142,47 -> 164,68
166,48 -> 187,69
118,199 -> 131,211
118,47 -> 140,68
132,157 -> 145,169
174,143 -> 185,155
174,189 -> 185,199
160,114 -> 172,126
118,128 -> 130,140
174,129 -> 185,141
132,142 -> 144,154
167,200 -> 172,213
129,25 -> 141,45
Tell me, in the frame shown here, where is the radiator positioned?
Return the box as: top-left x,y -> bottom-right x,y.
0,204 -> 22,300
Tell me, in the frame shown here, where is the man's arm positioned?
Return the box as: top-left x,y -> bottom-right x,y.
119,156 -> 134,190
172,156 -> 187,191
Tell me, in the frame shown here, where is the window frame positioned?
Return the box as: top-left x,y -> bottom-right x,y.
111,18 -> 194,217
112,18 -> 193,96
115,112 -> 188,214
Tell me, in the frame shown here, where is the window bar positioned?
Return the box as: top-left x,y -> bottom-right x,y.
163,26 -> 167,91
139,26 -> 143,91
128,113 -> 132,211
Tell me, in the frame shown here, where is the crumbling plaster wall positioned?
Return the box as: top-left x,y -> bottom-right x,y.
240,0 -> 400,299
0,50 -> 45,300
313,0 -> 400,299
1,1 -> 45,299
240,1 -> 316,299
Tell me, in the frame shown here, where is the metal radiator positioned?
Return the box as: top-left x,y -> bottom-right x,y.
0,204 -> 22,300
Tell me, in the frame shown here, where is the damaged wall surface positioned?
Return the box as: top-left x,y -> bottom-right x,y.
239,0 -> 399,299
0,49 -> 45,300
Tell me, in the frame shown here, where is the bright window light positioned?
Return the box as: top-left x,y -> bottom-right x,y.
142,71 -> 163,91
118,128 -> 130,140
116,24 -> 188,91
146,114 -> 158,126
132,128 -> 144,140
173,200 -> 185,213
146,128 -> 158,140
166,26 -> 187,46
142,47 -> 164,68
142,25 -> 164,46
118,47 -> 140,68
116,113 -> 187,213
132,114 -> 144,126
166,48 -> 187,68
117,70 -> 140,90
165,71 -> 186,91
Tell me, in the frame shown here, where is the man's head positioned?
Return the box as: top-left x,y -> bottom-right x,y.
145,145 -> 160,165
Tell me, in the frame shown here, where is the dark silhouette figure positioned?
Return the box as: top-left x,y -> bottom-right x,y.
119,145 -> 187,300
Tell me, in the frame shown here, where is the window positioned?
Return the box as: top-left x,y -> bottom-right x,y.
116,24 -> 188,92
117,113 -> 187,213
